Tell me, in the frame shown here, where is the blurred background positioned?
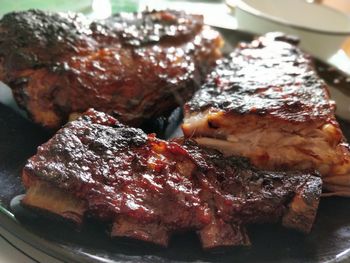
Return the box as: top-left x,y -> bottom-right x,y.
2,0 -> 348,69
0,0 -> 349,56
1,0 -> 350,16
0,0 -> 236,27
0,0 -> 348,30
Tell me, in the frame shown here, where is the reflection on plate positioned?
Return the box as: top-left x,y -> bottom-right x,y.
0,28 -> 350,263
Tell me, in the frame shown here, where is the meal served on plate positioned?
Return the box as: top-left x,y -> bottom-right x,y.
22,109 -> 322,248
0,7 -> 349,252
183,33 -> 350,196
0,9 -> 222,129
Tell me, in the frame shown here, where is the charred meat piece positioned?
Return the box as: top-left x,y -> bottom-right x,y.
22,109 -> 322,248
183,33 -> 350,196
0,9 -> 223,129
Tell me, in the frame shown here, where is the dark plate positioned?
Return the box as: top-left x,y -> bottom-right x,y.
1,28 -> 350,263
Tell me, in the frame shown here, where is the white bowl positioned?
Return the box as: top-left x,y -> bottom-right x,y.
231,0 -> 350,60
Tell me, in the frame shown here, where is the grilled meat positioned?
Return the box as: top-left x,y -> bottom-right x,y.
22,109 -> 322,248
0,9 -> 222,129
183,33 -> 350,196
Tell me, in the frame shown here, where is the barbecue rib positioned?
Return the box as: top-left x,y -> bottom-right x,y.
22,109 -> 322,248
0,9 -> 222,129
182,33 -> 350,196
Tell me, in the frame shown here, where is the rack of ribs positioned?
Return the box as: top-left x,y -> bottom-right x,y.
183,33 -> 350,196
22,109 -> 322,248
0,9 -> 223,129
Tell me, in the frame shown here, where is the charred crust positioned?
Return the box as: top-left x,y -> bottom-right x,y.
0,10 -> 221,129
22,110 -> 322,247
24,110 -> 148,189
106,10 -> 203,47
186,35 -> 334,123
0,9 -> 203,68
0,9 -> 90,68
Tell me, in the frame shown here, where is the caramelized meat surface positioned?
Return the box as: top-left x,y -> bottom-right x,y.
0,9 -> 222,129
183,33 -> 350,196
22,109 -> 322,248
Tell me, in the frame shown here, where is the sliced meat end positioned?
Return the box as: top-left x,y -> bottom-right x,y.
111,216 -> 170,247
198,218 -> 250,249
282,176 -> 322,233
182,33 -> 350,197
21,179 -> 86,227
192,131 -> 350,196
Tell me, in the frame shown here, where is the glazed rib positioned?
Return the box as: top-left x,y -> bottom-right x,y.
0,9 -> 222,129
183,33 -> 350,196
22,109 -> 322,248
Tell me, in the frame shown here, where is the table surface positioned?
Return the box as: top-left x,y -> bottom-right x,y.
0,1 -> 349,262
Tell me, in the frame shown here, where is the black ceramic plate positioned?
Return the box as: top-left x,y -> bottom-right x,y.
1,28 -> 350,263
